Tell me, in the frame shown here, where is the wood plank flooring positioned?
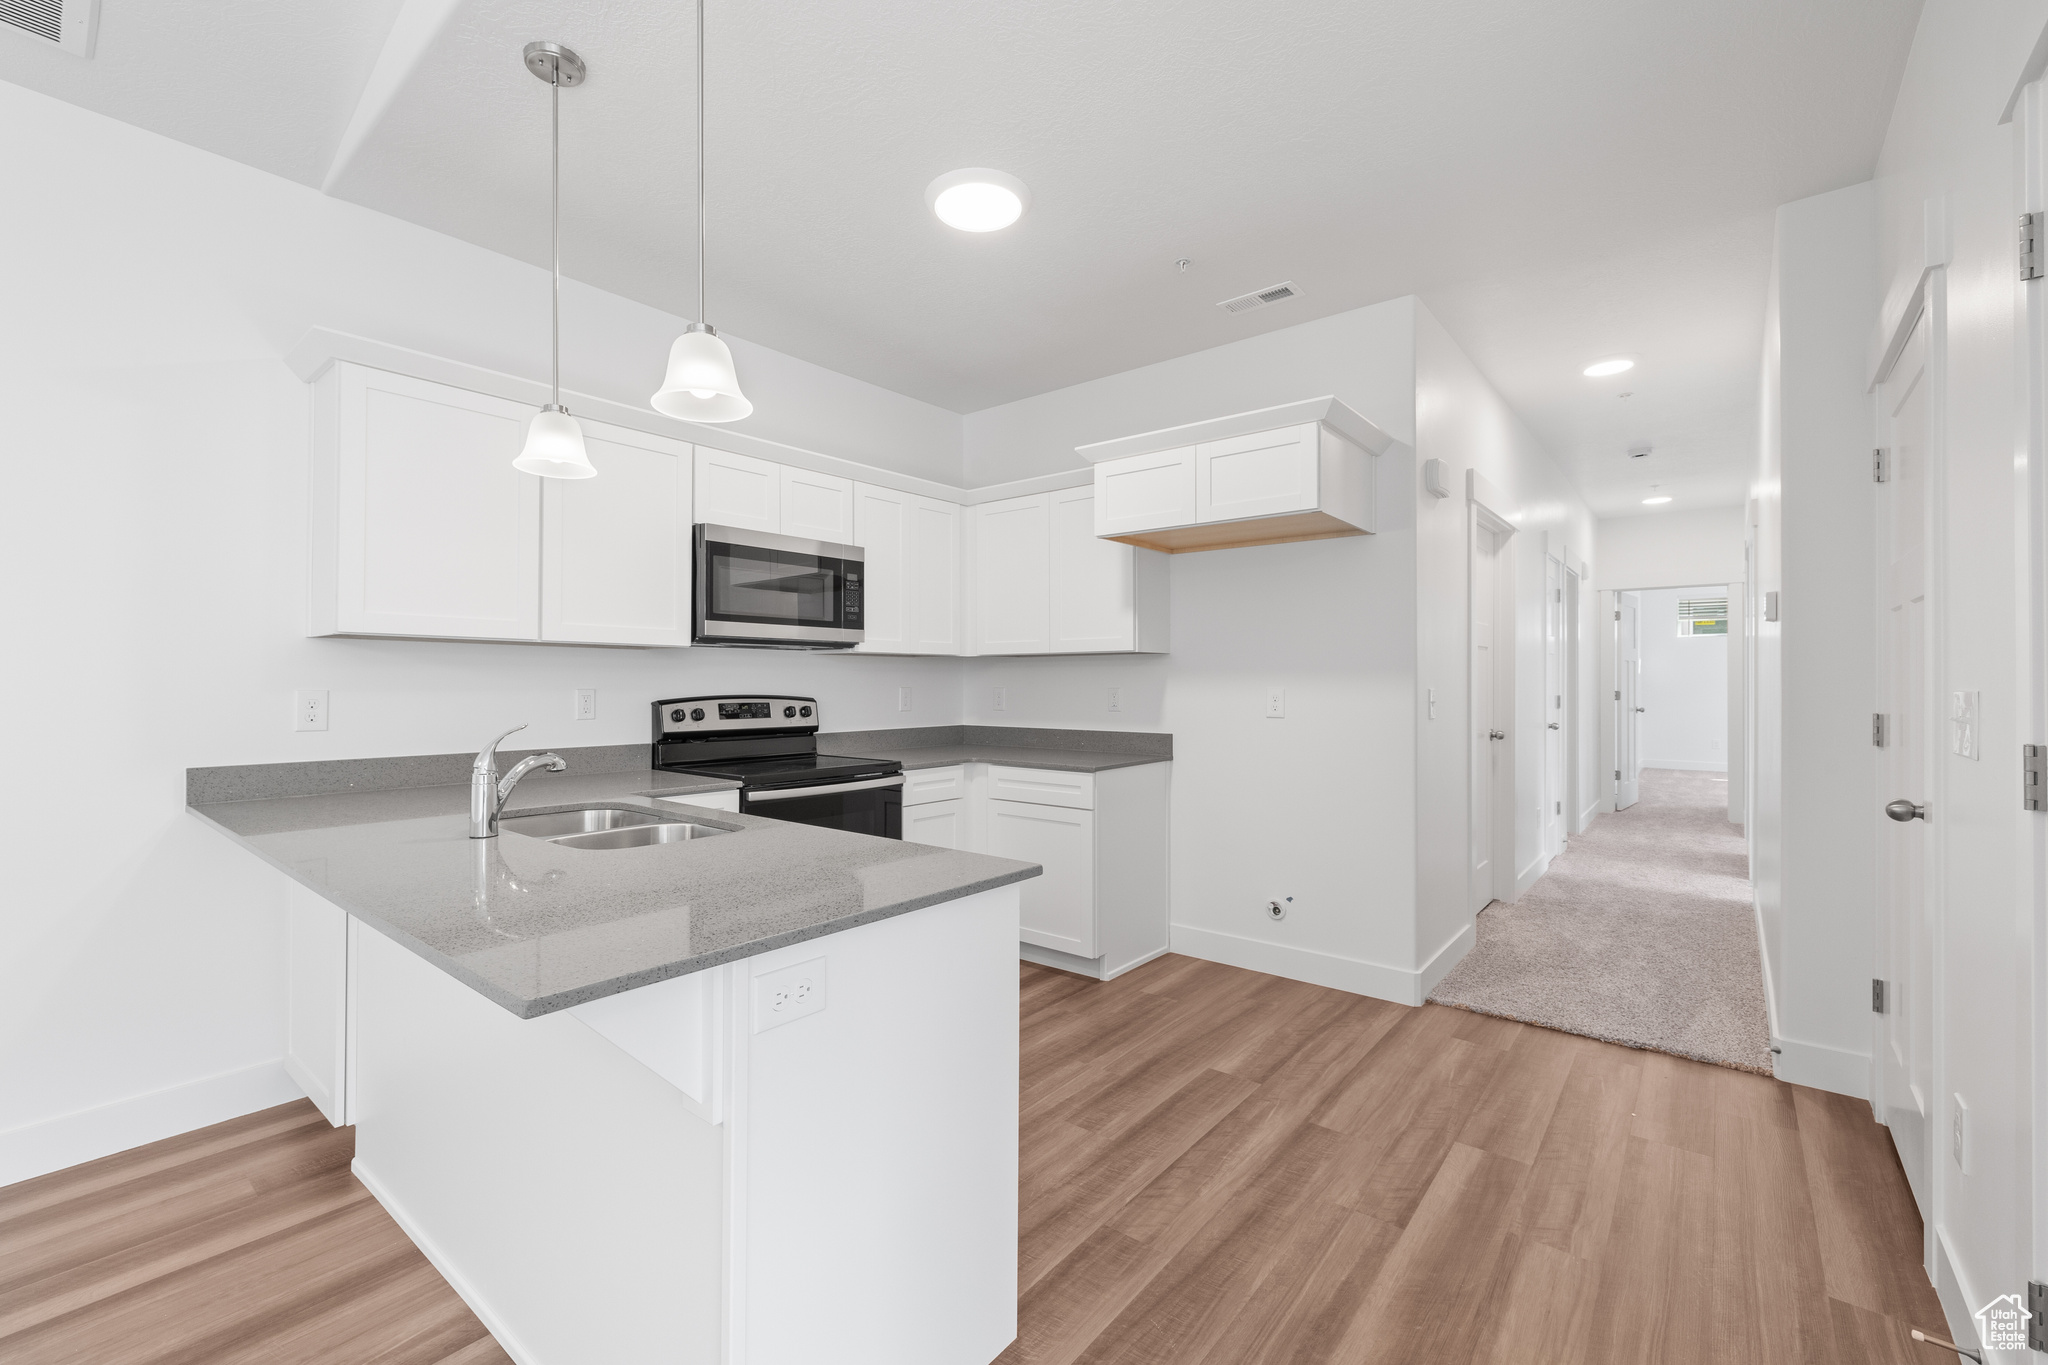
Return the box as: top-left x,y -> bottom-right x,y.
2,953 -> 1947,1364
1005,954 -> 1952,1365
0,1100 -> 509,1365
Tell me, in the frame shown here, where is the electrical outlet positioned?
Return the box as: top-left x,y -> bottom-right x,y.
993,686 -> 1007,712
294,690 -> 328,732
753,958 -> 826,1033
573,688 -> 596,721
897,685 -> 913,713
1107,687 -> 1123,714
1265,686 -> 1286,719
1952,1093 -> 1970,1173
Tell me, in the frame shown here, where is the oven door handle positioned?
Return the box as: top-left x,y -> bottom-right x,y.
747,775 -> 905,801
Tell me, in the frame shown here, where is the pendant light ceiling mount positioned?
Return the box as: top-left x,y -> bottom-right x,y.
513,39 -> 596,479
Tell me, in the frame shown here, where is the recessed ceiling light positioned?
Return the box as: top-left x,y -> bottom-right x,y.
1643,496 -> 1672,505
927,169 -> 1029,232
1583,357 -> 1635,377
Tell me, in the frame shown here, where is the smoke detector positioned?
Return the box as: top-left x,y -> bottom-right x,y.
1217,281 -> 1300,314
1,0 -> 97,54
1628,443 -> 1653,459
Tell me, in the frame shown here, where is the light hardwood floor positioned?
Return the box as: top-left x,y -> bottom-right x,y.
3,953 -> 1947,1364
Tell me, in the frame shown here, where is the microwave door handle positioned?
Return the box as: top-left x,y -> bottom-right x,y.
747,776 -> 904,801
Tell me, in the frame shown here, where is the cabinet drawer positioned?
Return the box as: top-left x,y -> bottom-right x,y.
903,798 -> 966,849
986,765 -> 1094,809
901,765 -> 967,806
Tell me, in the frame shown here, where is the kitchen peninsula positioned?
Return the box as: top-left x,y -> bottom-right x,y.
188,745 -> 1039,1365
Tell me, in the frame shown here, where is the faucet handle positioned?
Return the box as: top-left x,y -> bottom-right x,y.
475,723 -> 528,774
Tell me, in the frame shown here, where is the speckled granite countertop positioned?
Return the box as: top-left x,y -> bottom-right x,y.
189,764 -> 1039,1019
817,725 -> 1173,774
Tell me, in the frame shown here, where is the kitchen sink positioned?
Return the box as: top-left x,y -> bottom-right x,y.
499,807 -> 734,849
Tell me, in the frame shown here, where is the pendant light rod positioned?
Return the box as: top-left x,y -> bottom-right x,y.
516,41 -> 596,480
697,0 -> 706,325
551,69 -> 560,406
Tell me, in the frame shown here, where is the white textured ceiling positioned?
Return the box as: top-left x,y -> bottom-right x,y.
2,0 -> 1921,515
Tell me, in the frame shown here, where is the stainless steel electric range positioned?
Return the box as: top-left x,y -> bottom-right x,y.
650,694 -> 903,839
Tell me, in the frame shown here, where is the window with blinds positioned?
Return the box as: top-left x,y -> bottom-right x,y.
1678,596 -> 1728,636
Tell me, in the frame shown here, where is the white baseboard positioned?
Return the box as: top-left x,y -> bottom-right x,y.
1417,923 -> 1476,999
1019,941 -> 1168,981
0,1060 -> 304,1189
1576,797 -> 1602,833
1752,898 -> 1781,1043
1169,922 -> 1449,1007
354,1157 -> 533,1365
1641,759 -> 1729,772
1513,849 -> 1554,900
1932,1225 -> 1988,1362
1770,1033 -> 1869,1100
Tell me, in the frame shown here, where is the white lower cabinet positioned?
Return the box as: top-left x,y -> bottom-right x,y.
905,798 -> 967,849
988,800 -> 1097,957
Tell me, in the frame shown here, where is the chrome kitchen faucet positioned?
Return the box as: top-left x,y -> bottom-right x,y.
470,724 -> 567,838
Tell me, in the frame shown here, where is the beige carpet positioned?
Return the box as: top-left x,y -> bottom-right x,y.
1428,767 -> 1772,1074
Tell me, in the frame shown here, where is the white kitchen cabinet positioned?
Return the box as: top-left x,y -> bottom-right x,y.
902,765 -> 968,805
972,494 -> 1052,654
1050,486 -> 1169,653
284,882 -> 351,1127
854,484 -> 961,655
1095,445 -> 1196,536
542,422 -> 693,647
988,800 -> 1097,958
695,446 -> 781,532
779,466 -> 855,543
310,363 -> 541,641
1195,423 -> 1322,523
905,798 -> 967,849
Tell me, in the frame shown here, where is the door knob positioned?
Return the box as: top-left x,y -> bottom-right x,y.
1547,722 -> 1560,730
1634,707 -> 1647,713
1885,799 -> 1927,822
1488,729 -> 1506,740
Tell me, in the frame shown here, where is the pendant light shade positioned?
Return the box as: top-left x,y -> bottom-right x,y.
514,404 -> 595,478
652,323 -> 753,422
651,0 -> 751,424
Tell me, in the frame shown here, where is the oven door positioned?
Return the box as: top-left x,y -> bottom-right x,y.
744,775 -> 903,839
695,524 -> 864,647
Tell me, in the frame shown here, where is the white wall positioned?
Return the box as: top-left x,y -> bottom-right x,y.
1595,506 -> 1745,589
0,82 -> 971,1185
1753,180 -> 1879,1110
1635,588 -> 1729,772
1869,0 -> 2042,1344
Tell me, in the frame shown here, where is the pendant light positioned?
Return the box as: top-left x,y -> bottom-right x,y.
651,0 -> 752,423
514,41 -> 596,479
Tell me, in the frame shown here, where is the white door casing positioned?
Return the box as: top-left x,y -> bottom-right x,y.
1469,508 -> 1514,911
1616,591 -> 1643,810
1545,554 -> 1566,854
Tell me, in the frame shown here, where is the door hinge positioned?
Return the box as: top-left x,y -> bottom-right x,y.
1872,713 -> 1887,748
1555,800 -> 1561,814
1615,689 -> 1622,701
1872,447 -> 1888,483
2023,212 -> 2043,282
1872,978 -> 1887,1014
2029,1281 -> 2048,1350
1615,769 -> 1622,781
1764,590 -> 1780,622
2026,744 -> 2047,812
1614,609 -> 1621,621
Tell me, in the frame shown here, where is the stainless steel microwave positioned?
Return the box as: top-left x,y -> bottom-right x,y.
693,524 -> 864,649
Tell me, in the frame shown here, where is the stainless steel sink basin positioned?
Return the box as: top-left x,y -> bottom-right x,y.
499,807 -> 734,849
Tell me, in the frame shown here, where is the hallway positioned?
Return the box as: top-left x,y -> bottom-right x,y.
1431,768 -> 1769,1073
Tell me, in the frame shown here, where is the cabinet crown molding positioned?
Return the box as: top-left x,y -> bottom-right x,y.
1074,396 -> 1397,464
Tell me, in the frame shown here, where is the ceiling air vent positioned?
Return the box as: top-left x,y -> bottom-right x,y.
1,0 -> 97,55
1217,281 -> 1300,314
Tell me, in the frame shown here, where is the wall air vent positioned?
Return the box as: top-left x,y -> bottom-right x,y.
1217,281 -> 1300,314
1,0 -> 96,55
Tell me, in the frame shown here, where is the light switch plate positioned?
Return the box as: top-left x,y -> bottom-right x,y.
753,958 -> 826,1033
993,686 -> 1007,712
294,690 -> 329,732
897,685 -> 913,713
1107,687 -> 1123,713
1950,690 -> 1979,759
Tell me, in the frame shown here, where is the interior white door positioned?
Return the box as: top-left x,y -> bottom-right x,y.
695,447 -> 780,532
1049,485 -> 1135,652
1616,591 -> 1643,809
1471,522 -> 1504,911
973,494 -> 1051,654
987,799 -> 1095,957
1877,308 -> 1931,1216
332,365 -> 541,640
1544,555 -> 1566,853
542,424 -> 692,646
779,466 -> 854,543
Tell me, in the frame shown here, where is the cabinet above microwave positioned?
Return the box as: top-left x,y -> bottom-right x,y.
1076,397 -> 1394,554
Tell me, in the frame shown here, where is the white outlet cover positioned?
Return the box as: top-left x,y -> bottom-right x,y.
294,689 -> 329,732
1265,686 -> 1285,719
1107,687 -> 1123,713
993,687 -> 1007,711
753,958 -> 826,1033
898,685 -> 913,712
574,688 -> 596,721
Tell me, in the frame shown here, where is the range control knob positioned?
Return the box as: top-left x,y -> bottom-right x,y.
670,708 -> 685,723
690,708 -> 705,722
800,705 -> 813,718
784,705 -> 797,718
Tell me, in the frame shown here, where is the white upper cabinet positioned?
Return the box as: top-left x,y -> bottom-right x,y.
1051,486 -> 1168,653
779,466 -> 855,543
542,423 -> 693,647
1079,397 -> 1388,554
1195,423 -> 1320,523
312,364 -> 541,641
1095,446 -> 1196,537
854,483 -> 962,655
853,482 -> 909,652
973,494 -> 1052,654
695,447 -> 780,532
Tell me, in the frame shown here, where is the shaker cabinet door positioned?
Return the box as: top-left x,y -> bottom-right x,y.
987,799 -> 1095,957
1049,485 -> 1135,653
695,447 -> 781,532
542,423 -> 693,646
1194,422 -> 1320,524
972,494 -> 1051,654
